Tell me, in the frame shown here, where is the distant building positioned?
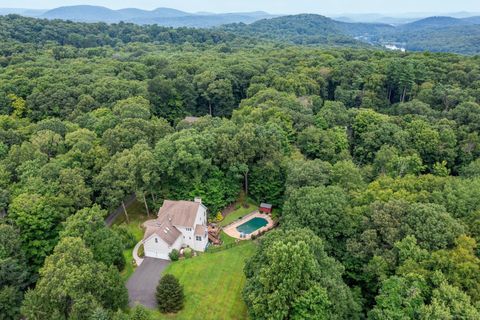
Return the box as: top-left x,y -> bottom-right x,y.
183,116 -> 200,124
142,198 -> 208,260
259,203 -> 272,214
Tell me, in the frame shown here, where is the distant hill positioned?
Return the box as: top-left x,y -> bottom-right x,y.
40,5 -> 276,27
4,7 -> 480,54
42,5 -> 123,22
0,8 -> 46,17
222,13 -> 480,54
462,16 -> 480,24
222,14 -> 367,46
400,16 -> 473,29
222,14 -> 396,47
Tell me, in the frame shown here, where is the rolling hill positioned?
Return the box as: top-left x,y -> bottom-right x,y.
5,6 -> 480,54
223,14 -> 480,54
221,14 -> 373,46
400,16 -> 475,29
40,5 -> 276,27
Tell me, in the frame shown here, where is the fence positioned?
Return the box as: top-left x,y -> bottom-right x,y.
206,239 -> 251,254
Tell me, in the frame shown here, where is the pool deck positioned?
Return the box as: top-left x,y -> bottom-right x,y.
223,211 -> 274,240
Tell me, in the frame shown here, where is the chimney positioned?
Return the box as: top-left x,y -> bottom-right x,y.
194,197 -> 202,204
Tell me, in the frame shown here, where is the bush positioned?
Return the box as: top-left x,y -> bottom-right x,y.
169,249 -> 179,261
138,244 -> 145,258
183,247 -> 193,259
112,225 -> 137,249
214,212 -> 224,223
156,274 -> 184,313
129,305 -> 150,320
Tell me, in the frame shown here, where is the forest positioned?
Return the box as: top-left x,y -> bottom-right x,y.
1,14 -> 480,320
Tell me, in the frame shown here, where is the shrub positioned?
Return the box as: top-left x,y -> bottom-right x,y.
214,212 -> 224,222
138,244 -> 145,258
156,274 -> 184,313
129,305 -> 150,320
112,225 -> 137,249
169,249 -> 180,261
183,247 -> 193,259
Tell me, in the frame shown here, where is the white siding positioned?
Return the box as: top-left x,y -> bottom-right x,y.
193,232 -> 208,251
193,205 -> 208,252
144,202 -> 209,260
144,234 -> 182,260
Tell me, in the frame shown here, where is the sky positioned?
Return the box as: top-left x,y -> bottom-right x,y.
1,0 -> 480,15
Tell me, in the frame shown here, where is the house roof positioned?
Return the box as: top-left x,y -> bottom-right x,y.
143,219 -> 182,246
184,116 -> 200,124
260,203 -> 272,209
194,224 -> 206,236
158,200 -> 200,228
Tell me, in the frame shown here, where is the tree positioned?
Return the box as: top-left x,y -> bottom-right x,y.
283,186 -> 354,257
8,193 -> 66,271
243,229 -> 360,320
61,205 -> 125,269
21,237 -> 127,319
369,274 -> 428,320
284,159 -> 332,195
419,282 -> 480,319
0,224 -> 28,320
156,274 -> 184,313
297,126 -> 349,163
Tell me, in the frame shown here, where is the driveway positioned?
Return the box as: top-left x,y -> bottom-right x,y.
126,257 -> 170,309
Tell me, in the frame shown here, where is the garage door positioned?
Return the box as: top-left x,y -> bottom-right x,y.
145,250 -> 170,260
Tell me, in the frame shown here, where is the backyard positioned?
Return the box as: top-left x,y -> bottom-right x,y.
219,202 -> 257,227
151,242 -> 256,319
114,199 -> 259,319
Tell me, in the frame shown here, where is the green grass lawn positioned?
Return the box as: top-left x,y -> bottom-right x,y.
219,202 -> 257,227
150,242 -> 256,320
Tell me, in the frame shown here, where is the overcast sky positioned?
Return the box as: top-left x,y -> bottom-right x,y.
2,0 -> 480,14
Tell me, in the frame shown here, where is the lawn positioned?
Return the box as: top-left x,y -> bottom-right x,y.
150,242 -> 256,320
219,202 -> 257,227
115,200 -> 152,281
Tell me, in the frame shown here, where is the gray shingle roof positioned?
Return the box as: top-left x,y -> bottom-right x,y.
158,200 -> 200,228
143,219 -> 181,246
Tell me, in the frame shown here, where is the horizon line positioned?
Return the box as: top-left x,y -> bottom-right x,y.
1,6 -> 479,17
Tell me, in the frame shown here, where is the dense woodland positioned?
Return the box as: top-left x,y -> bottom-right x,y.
1,15 -> 480,319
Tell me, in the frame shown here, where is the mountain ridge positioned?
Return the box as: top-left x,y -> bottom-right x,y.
39,5 -> 277,27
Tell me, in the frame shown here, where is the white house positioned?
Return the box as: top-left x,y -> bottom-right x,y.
142,198 -> 208,260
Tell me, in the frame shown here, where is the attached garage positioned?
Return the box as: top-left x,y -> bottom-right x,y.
143,231 -> 182,261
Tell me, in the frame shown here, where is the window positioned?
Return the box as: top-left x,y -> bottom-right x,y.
186,228 -> 192,232
196,236 -> 202,241
155,238 -> 158,243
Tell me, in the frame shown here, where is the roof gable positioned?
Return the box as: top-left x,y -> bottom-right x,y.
143,219 -> 182,246
158,200 -> 200,228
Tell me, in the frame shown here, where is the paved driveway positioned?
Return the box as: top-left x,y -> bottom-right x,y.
126,257 -> 170,309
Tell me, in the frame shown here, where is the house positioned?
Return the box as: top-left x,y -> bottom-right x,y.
142,198 -> 208,260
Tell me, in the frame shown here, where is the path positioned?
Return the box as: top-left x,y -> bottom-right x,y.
104,194 -> 136,227
132,241 -> 144,267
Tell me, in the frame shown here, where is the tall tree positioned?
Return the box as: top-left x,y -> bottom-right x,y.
21,237 -> 127,320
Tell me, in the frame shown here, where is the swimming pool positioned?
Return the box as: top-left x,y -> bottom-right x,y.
236,217 -> 268,234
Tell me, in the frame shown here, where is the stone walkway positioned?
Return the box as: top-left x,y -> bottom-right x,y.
223,211 -> 274,240
132,241 -> 144,266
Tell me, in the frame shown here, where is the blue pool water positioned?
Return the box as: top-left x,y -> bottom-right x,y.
236,217 -> 268,234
